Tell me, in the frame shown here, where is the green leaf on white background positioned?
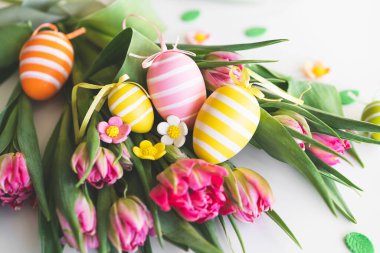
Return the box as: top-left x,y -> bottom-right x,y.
181,9 -> 200,22
244,27 -> 267,37
340,90 -> 360,105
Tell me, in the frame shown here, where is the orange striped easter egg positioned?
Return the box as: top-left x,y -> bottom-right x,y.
19,24 -> 81,100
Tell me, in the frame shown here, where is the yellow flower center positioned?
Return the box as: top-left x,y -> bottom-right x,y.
312,65 -> 330,78
142,146 -> 157,157
194,33 -> 208,42
106,126 -> 119,137
167,125 -> 181,139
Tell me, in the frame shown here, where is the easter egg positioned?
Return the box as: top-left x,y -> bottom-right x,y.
108,82 -> 154,133
147,51 -> 206,127
19,29 -> 74,100
193,85 -> 260,164
361,100 -> 380,140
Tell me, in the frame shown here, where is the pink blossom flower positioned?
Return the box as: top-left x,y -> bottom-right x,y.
202,51 -> 243,90
224,168 -> 274,223
71,143 -> 123,189
57,192 -> 98,250
186,30 -> 210,45
97,116 -> 131,144
150,158 -> 229,223
0,152 -> 33,210
108,196 -> 154,253
307,133 -> 351,166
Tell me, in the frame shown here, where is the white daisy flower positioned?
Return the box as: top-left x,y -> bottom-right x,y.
157,115 -> 188,147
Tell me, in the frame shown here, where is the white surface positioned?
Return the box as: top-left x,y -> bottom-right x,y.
0,0 -> 379,252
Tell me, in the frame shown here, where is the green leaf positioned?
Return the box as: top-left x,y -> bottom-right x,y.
218,216 -> 235,253
195,220 -> 222,249
220,163 -> 242,208
38,210 -> 63,253
0,106 -> 17,153
345,232 -> 374,253
17,95 -> 50,220
181,9 -> 200,22
175,39 -> 288,55
0,6 -> 64,27
324,178 -> 356,223
308,153 -> 362,192
159,211 -> 222,253
244,27 -> 267,37
340,90 -> 360,105
97,186 -> 116,253
0,64 -> 17,85
266,210 -> 302,248
318,128 -> 380,145
0,22 -> 32,69
252,109 -> 336,213
77,0 -> 164,43
227,216 -> 246,253
347,145 -> 364,168
76,116 -> 100,187
50,106 -> 86,252
196,59 -> 277,68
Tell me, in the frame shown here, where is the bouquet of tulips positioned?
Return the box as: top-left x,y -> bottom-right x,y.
1,0 -> 380,253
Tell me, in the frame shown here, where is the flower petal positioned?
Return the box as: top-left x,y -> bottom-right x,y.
161,135 -> 174,145
167,115 -> 180,126
179,122 -> 188,136
132,147 -> 143,158
108,116 -> 123,127
157,122 -> 169,135
140,140 -> 153,149
173,135 -> 186,147
155,143 -> 166,153
100,134 -> 112,143
97,122 -> 109,134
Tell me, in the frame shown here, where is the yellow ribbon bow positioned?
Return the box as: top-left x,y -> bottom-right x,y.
229,66 -> 304,105
71,74 -> 149,144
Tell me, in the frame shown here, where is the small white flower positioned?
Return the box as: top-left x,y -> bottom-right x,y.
157,115 -> 188,147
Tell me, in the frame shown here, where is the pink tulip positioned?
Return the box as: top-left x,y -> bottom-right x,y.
119,143 -> 133,171
108,196 -> 154,253
202,51 -> 243,90
57,192 -> 98,250
225,168 -> 274,223
150,158 -> 229,223
273,112 -> 310,150
0,152 -> 33,210
71,143 -> 123,189
307,133 -> 351,166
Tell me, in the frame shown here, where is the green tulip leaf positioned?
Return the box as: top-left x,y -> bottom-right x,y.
245,27 -> 267,37
17,94 -> 50,220
340,90 -> 360,105
345,232 -> 374,253
97,186 -> 116,253
181,9 -> 200,22
0,106 -> 18,154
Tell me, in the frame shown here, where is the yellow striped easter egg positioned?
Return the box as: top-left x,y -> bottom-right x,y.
361,100 -> 380,140
108,82 -> 154,133
193,85 -> 260,164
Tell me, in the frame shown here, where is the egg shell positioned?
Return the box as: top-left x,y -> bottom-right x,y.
193,85 -> 260,164
19,30 -> 74,100
361,100 -> 380,140
108,82 -> 154,133
147,51 -> 206,127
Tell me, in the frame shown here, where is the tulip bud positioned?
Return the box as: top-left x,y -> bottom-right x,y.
57,192 -> 98,250
164,145 -> 187,163
202,51 -> 243,90
0,152 -> 33,210
224,168 -> 273,223
108,196 -> 154,253
273,112 -> 310,150
307,133 -> 351,166
119,143 -> 133,171
71,143 -> 123,189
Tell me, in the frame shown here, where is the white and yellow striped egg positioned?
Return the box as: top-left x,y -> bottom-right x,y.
193,85 -> 260,164
108,82 -> 154,133
361,100 -> 380,140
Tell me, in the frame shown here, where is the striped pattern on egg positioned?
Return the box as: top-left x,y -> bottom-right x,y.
19,30 -> 74,100
108,82 -> 154,133
361,100 -> 380,140
193,85 -> 260,164
147,51 -> 206,127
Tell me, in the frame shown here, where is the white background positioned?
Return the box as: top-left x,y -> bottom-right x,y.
0,0 -> 379,252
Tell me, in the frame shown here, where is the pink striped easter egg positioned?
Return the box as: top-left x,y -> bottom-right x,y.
147,51 -> 206,127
